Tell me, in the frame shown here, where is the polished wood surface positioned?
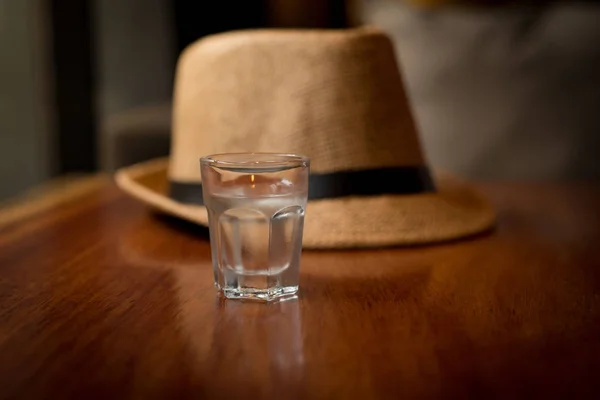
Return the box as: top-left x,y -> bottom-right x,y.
0,182 -> 599,399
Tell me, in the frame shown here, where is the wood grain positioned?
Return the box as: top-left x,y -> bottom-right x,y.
0,181 -> 599,399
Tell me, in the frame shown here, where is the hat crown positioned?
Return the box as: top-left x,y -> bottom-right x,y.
170,27 -> 426,182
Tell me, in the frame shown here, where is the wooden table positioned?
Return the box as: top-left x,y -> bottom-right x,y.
1,181 -> 599,399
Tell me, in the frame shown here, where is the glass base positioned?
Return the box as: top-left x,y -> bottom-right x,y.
219,285 -> 298,302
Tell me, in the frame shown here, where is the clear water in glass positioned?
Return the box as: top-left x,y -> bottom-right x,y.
200,153 -> 309,301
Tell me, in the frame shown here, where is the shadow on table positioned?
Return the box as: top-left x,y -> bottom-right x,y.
152,211 -> 211,240
150,209 -> 496,251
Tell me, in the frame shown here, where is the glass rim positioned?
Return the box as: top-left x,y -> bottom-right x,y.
200,152 -> 309,170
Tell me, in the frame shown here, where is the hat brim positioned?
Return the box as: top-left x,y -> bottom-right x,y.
115,158 -> 495,249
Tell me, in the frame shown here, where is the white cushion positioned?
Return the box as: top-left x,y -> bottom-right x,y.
360,1 -> 600,180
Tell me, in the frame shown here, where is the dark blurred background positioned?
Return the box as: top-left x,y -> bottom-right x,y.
1,0 -> 599,202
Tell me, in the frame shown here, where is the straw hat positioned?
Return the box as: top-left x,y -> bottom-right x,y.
115,27 -> 495,249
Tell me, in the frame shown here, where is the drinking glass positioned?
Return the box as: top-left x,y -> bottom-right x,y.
200,153 -> 309,301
